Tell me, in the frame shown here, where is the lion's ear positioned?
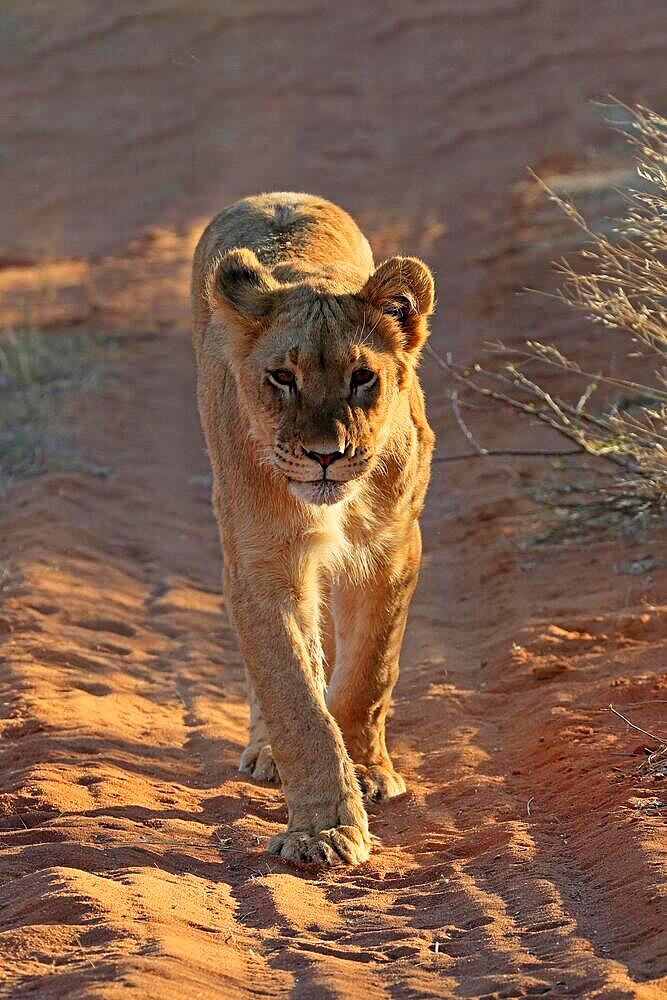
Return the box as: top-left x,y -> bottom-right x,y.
361,256 -> 435,353
206,248 -> 279,323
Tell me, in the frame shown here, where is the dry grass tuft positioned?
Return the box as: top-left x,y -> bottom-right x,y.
0,326 -> 116,493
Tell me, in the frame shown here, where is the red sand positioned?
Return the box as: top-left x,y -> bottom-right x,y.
1,3 -> 666,997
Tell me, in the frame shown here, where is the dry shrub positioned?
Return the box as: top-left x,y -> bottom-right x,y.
0,326 -> 116,492
438,103 -> 667,532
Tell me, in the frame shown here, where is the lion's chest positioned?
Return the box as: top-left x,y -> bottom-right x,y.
305,504 -> 392,587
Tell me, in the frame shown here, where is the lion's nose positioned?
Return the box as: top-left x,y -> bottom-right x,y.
304,448 -> 345,469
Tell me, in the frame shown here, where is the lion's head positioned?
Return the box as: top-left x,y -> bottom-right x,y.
205,249 -> 434,506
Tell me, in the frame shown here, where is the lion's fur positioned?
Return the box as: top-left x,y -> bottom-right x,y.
191,193 -> 435,865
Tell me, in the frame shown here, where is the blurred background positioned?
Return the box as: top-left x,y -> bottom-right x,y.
2,0 -> 665,343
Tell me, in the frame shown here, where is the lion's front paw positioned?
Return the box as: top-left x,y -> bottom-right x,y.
239,743 -> 280,783
267,824 -> 371,867
356,763 -> 406,802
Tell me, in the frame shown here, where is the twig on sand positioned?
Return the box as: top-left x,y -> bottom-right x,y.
526,797 -> 534,816
609,704 -> 665,744
607,705 -> 667,779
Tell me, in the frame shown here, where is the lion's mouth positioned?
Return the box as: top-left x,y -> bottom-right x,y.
286,478 -> 348,506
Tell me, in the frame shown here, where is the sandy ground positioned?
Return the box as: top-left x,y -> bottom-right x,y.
1,2 -> 667,997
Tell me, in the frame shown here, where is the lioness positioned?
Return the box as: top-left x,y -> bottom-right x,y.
191,193 -> 434,866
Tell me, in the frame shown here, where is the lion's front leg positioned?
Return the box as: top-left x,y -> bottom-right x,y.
226,562 -> 279,784
327,524 -> 422,802
227,568 -> 370,867
238,609 -> 331,786
239,671 -> 280,783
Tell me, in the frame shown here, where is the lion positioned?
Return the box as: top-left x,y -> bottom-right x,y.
191,192 -> 435,866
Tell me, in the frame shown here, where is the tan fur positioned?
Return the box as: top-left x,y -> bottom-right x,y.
191,193 -> 435,865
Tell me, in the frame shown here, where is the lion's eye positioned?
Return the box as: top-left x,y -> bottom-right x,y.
351,368 -> 376,390
268,368 -> 296,388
